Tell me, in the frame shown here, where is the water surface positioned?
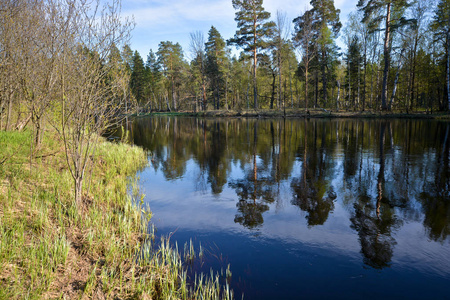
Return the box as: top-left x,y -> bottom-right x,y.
127,117 -> 450,299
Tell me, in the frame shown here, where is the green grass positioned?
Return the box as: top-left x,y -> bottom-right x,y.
0,129 -> 233,299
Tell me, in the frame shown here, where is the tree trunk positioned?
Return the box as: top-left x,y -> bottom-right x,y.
348,54 -> 351,110
216,84 -> 220,110
315,71 -> 318,109
225,77 -> 229,111
409,37 -> 418,112
278,50 -> 282,110
253,69 -> 258,109
381,2 -> 392,111
322,50 -> 327,107
336,80 -> 340,110
289,58 -> 293,108
165,93 -> 171,112
202,82 -> 207,111
357,54 -> 361,111
305,66 -> 309,111
246,78 -> 250,110
270,72 -> 276,109
447,27 -> 450,110
362,41 -> 367,111
171,77 -> 177,111
389,50 -> 404,110
75,176 -> 83,205
6,92 -> 13,131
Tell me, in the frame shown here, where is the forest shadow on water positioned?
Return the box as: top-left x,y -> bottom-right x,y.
122,116 -> 450,299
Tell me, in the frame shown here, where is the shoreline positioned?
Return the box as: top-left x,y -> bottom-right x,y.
135,109 -> 450,119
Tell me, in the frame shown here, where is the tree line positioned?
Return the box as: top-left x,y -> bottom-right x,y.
121,0 -> 450,113
1,0 -> 450,200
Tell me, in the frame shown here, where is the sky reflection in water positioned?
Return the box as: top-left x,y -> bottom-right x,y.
127,117 -> 450,299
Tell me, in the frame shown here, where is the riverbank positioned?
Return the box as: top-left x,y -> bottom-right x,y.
144,108 -> 450,119
0,130 -> 232,299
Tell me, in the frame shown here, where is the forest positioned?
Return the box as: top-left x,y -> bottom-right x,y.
123,0 -> 449,114
2,0 -> 450,132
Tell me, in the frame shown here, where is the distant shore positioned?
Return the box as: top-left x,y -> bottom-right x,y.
139,109 -> 450,119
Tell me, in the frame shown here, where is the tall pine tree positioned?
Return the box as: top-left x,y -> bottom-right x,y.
310,0 -> 342,107
157,41 -> 184,111
130,50 -> 146,106
228,0 -> 275,109
206,26 -> 227,110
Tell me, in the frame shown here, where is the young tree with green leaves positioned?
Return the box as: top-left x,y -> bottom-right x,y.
228,0 -> 275,109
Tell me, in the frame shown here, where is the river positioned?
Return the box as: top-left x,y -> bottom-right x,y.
124,116 -> 450,299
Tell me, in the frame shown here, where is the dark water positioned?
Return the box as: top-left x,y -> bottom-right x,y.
126,116 -> 450,299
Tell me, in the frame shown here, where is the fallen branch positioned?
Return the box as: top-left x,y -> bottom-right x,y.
14,114 -> 32,131
34,151 -> 59,159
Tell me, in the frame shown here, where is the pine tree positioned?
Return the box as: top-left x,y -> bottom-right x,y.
206,26 -> 227,110
130,50 -> 146,105
145,49 -> 161,110
228,0 -> 275,109
310,0 -> 342,107
293,9 -> 317,111
157,41 -> 184,111
345,36 -> 363,109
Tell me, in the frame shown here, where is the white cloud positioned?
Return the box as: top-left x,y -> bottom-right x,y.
122,0 -> 237,56
122,0 -> 359,58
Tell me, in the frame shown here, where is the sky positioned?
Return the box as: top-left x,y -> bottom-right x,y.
120,0 -> 359,61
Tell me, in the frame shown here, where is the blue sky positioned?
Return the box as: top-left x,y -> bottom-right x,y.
120,0 -> 359,61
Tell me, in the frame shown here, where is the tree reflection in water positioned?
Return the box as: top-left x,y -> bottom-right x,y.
125,116 -> 450,269
349,121 -> 400,269
291,119 -> 335,226
419,122 -> 450,242
229,121 -> 275,229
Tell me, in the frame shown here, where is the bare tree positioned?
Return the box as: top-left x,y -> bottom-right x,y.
189,31 -> 208,110
16,1 -> 62,147
0,1 -> 25,131
56,0 -> 134,204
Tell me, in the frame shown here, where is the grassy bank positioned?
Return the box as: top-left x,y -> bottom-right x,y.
145,108 -> 450,119
0,130 -> 232,299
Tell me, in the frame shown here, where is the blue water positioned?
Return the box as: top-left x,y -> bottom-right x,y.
128,117 -> 450,299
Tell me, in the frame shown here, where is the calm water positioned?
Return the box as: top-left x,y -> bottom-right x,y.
126,116 -> 450,299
